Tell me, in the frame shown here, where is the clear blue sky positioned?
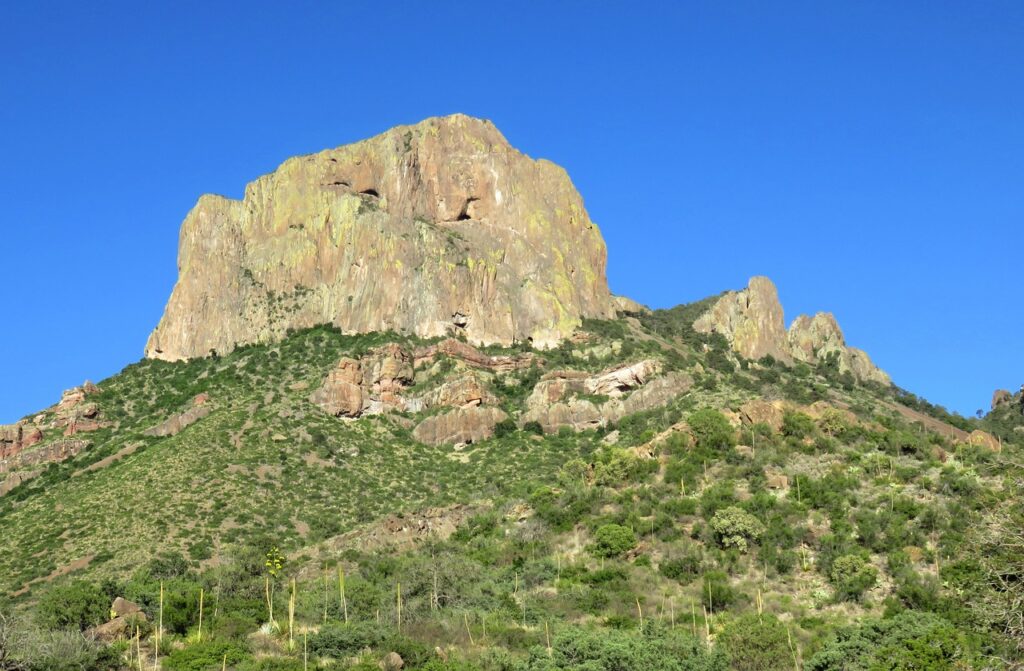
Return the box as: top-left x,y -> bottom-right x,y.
2,1 -> 1021,423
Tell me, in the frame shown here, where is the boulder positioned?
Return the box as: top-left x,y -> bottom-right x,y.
611,295 -> 649,314
381,652 -> 405,671
412,407 -> 509,446
765,471 -> 789,490
585,359 -> 661,397
145,114 -> 615,361
144,396 -> 212,437
966,430 -> 1000,452
111,597 -> 143,619
738,399 -> 786,432
310,358 -> 364,417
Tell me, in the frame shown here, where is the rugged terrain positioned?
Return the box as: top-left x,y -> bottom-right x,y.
1,116 -> 1022,671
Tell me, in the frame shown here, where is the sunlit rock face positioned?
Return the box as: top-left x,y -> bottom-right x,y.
146,114 -> 615,361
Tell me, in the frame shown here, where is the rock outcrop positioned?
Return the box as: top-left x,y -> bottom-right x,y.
693,276 -> 789,361
144,395 -> 212,437
522,362 -> 692,433
310,345 -> 416,417
413,338 -> 539,373
992,389 -> 1013,411
693,276 -> 890,385
412,406 -> 509,446
146,114 -> 615,361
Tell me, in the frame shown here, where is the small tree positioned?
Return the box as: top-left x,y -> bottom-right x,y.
36,581 -> 108,631
591,524 -> 637,558
717,613 -> 792,671
710,507 -> 764,552
830,554 -> 878,602
688,409 -> 736,452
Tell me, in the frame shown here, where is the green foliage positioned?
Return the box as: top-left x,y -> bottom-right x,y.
830,554 -> 878,602
521,625 -> 725,670
710,506 -> 764,552
687,409 -> 736,452
162,639 -> 249,671
590,524 -> 638,558
716,613 -> 792,671
806,612 -> 977,671
36,581 -> 108,631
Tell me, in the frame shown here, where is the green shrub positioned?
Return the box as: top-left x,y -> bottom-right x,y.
717,613 -> 792,671
830,554 -> 878,602
308,621 -> 386,657
590,524 -> 638,558
163,639 -> 249,671
710,507 -> 764,552
688,409 -> 736,452
36,581 -> 108,631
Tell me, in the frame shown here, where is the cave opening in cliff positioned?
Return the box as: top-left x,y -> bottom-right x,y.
456,197 -> 478,221
360,188 -> 380,197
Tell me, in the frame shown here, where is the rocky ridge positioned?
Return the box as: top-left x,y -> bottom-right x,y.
693,276 -> 890,385
146,114 -> 615,362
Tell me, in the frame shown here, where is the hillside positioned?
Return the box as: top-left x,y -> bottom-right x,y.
2,302 -> 1022,670
2,115 -> 1023,671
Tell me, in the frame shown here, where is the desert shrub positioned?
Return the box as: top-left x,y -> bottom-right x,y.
309,621 -> 386,657
163,639 -> 249,671
36,581 -> 108,631
659,552 -> 703,584
717,613 -> 792,671
710,507 -> 764,552
590,524 -> 637,558
688,410 -> 736,452
830,554 -> 878,602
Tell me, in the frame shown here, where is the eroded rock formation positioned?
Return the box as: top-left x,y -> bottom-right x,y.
693,276 -> 890,384
146,114 -> 615,361
412,406 -> 509,446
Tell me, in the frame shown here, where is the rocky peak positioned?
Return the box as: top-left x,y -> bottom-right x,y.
146,114 -> 615,361
693,276 -> 890,385
692,276 -> 789,361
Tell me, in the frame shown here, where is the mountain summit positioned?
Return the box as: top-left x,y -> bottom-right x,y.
146,114 -> 615,361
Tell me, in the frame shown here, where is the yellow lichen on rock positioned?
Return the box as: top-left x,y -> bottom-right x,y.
146,114 -> 615,360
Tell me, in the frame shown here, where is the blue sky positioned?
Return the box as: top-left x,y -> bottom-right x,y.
1,1 -> 1021,423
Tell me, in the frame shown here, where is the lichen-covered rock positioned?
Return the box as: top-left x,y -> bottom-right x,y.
412,406 -> 508,446
693,276 -> 890,385
146,114 -> 615,361
693,276 -> 790,361
787,313 -> 890,385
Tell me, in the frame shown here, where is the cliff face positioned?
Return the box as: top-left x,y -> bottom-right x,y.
693,276 -> 890,385
146,114 -> 615,361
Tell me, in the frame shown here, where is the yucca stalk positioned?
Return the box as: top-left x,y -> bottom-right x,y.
338,566 -> 348,623
288,578 -> 297,650
198,587 -> 204,642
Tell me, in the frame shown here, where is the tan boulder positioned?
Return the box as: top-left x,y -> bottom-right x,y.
144,396 -> 212,437
310,358 -> 364,417
381,651 -> 404,671
585,359 -> 661,397
739,399 -> 786,432
967,430 -> 1000,452
145,114 -> 615,362
611,295 -> 649,314
111,597 -> 143,619
765,471 -> 789,490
